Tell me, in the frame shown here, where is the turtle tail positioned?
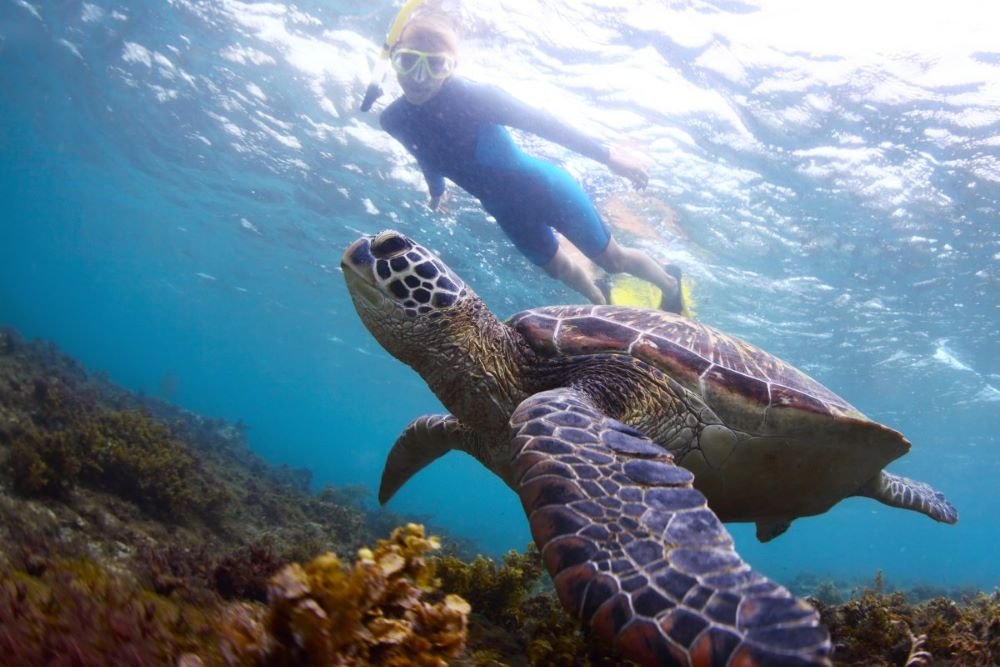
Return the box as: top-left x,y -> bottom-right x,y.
857,471 -> 959,524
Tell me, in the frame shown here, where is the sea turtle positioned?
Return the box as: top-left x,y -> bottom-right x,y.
341,230 -> 958,667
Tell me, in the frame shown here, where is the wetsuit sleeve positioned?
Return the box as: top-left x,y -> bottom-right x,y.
417,160 -> 446,198
380,102 -> 446,198
469,82 -> 610,164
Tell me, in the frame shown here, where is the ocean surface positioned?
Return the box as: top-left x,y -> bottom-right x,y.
1,0 -> 997,592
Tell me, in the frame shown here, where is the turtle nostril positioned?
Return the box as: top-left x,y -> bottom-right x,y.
371,231 -> 413,259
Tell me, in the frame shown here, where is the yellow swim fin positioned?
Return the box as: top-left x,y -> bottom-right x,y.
605,274 -> 663,309
601,266 -> 695,318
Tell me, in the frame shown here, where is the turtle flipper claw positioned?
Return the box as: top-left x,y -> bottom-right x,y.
509,388 -> 831,667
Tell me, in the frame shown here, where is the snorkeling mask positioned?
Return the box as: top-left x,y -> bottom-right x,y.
360,0 -> 427,111
390,48 -> 455,80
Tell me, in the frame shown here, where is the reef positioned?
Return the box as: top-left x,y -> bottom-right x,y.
0,325 -> 996,666
809,571 -> 1000,666
0,326 -> 469,665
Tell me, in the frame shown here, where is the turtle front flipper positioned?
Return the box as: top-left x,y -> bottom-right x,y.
380,414 -> 470,504
856,471 -> 959,524
510,388 -> 831,667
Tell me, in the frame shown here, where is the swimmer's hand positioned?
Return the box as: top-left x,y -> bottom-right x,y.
427,189 -> 450,213
607,144 -> 649,190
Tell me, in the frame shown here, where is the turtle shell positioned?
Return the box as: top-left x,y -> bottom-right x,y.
508,305 -> 910,523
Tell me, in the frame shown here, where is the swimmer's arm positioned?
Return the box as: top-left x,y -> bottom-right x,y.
475,83 -> 609,162
418,160 -> 446,210
420,162 -> 445,197
474,82 -> 647,188
606,145 -> 649,189
427,190 -> 449,212
380,102 -> 448,206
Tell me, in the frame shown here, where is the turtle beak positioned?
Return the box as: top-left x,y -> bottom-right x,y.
342,236 -> 375,279
341,236 -> 382,303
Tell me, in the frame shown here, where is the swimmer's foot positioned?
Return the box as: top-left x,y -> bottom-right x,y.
596,274 -> 613,305
660,264 -> 684,314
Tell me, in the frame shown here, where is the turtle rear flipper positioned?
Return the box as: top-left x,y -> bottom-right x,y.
755,519 -> 792,543
379,414 -> 469,504
856,471 -> 959,524
510,388 -> 831,666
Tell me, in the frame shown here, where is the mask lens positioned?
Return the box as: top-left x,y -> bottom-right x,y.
427,55 -> 453,77
391,51 -> 421,74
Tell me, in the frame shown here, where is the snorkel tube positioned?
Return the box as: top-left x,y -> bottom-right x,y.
360,0 -> 427,111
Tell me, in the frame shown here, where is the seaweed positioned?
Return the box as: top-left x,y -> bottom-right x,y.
0,558 -> 221,666
818,571 -> 1000,666
4,399 -> 231,525
219,523 -> 470,666
434,546 -> 543,629
432,545 -> 629,665
212,537 -> 287,603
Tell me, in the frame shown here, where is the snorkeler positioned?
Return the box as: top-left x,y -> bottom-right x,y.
377,12 -> 683,310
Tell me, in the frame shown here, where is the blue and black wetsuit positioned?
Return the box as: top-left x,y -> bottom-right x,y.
381,77 -> 612,266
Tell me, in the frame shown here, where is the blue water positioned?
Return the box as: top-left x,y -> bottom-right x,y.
1,0 -> 997,591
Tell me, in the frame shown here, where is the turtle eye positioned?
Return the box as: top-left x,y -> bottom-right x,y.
371,231 -> 413,259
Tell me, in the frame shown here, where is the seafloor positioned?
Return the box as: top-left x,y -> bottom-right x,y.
0,325 -> 995,666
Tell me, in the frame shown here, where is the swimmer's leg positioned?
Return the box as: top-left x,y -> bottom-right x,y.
543,246 -> 606,304
593,238 -> 679,307
530,160 -> 679,309
494,207 -> 606,305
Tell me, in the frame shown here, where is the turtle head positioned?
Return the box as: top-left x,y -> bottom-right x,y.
341,230 -> 471,363
343,230 -> 524,432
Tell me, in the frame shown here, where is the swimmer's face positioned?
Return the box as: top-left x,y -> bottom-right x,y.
392,25 -> 457,105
